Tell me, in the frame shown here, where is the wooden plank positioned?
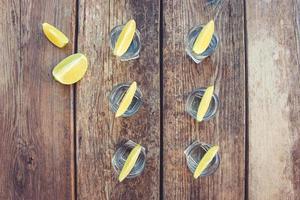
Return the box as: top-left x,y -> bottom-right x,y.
0,0 -> 76,199
247,0 -> 300,199
162,0 -> 246,199
76,0 -> 160,199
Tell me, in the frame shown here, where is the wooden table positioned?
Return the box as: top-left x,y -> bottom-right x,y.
0,0 -> 299,199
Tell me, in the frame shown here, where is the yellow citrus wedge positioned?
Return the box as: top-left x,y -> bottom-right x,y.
52,53 -> 88,85
192,20 -> 215,54
42,23 -> 69,48
115,81 -> 137,117
119,144 -> 142,182
113,19 -> 136,57
196,85 -> 214,122
193,145 -> 219,179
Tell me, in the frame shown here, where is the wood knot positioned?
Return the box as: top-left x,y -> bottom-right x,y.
13,147 -> 38,192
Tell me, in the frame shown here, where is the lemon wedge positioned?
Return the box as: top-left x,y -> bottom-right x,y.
119,144 -> 142,182
115,81 -> 137,117
42,23 -> 69,48
192,20 -> 214,54
113,19 -> 136,57
52,53 -> 88,85
196,86 -> 214,122
193,145 -> 219,179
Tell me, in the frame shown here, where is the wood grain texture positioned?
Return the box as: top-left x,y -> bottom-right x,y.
0,0 -> 76,199
247,0 -> 300,199
76,0 -> 160,199
162,0 -> 246,199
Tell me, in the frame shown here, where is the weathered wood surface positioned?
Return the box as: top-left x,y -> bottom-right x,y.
247,0 -> 300,199
76,0 -> 160,199
0,0 -> 75,199
162,0 -> 246,199
1,0 -> 300,199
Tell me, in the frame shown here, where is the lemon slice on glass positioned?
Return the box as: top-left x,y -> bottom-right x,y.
193,145 -> 219,179
42,23 -> 69,48
52,53 -> 88,85
119,144 -> 142,182
192,20 -> 214,54
196,85 -> 214,122
115,81 -> 137,117
113,19 -> 136,57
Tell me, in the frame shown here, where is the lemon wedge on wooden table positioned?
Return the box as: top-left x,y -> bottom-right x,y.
52,53 -> 88,85
196,85 -> 214,122
113,19 -> 136,57
115,81 -> 137,117
193,145 -> 219,179
119,144 -> 142,182
192,20 -> 215,54
42,23 -> 69,48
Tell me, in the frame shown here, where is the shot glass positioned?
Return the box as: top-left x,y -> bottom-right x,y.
109,24 -> 141,61
186,87 -> 219,121
185,25 -> 219,64
112,140 -> 146,179
184,141 -> 220,177
109,82 -> 142,117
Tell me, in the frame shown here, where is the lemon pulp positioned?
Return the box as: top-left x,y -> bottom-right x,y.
193,145 -> 219,179
113,20 -> 136,57
118,144 -> 142,182
52,53 -> 88,85
115,81 -> 137,117
196,85 -> 214,122
42,23 -> 69,48
192,20 -> 214,54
